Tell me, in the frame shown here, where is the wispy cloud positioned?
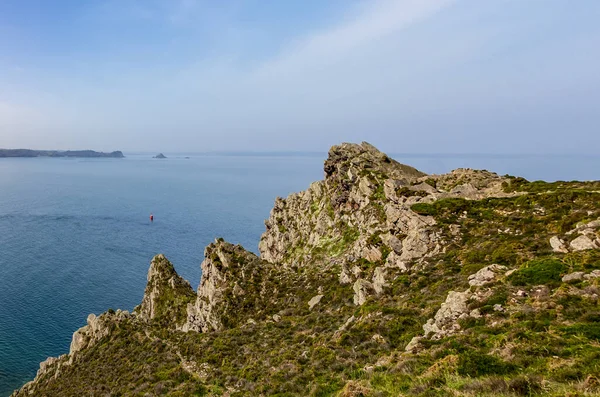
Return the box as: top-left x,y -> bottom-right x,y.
2,0 -> 600,153
254,0 -> 454,76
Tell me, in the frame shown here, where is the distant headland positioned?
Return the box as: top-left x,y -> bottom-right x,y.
0,149 -> 125,158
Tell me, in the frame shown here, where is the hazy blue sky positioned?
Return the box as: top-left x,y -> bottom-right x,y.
0,0 -> 599,153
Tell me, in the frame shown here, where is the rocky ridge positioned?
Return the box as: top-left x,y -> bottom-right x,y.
13,142 -> 600,397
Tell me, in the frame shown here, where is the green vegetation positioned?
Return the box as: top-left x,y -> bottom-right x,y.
507,258 -> 566,288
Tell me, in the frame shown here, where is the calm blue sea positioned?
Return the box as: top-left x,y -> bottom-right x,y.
1,152 -> 599,396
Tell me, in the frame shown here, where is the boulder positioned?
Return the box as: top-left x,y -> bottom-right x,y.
423,291 -> 471,339
405,336 -> 424,353
550,236 -> 569,253
468,264 -> 507,287
562,272 -> 586,283
308,294 -> 324,310
570,235 -> 599,251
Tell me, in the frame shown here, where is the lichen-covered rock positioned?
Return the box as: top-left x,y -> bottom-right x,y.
468,264 -> 507,287
353,279 -> 374,306
423,291 -> 471,339
308,294 -> 324,310
137,254 -> 195,327
562,272 -> 586,283
184,240 -> 293,332
585,270 -> 600,280
372,267 -> 387,294
405,336 -> 424,353
550,236 -> 569,253
259,142 -> 441,283
429,168 -> 516,199
570,235 -> 599,251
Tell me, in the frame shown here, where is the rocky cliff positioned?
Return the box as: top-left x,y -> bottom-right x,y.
13,142 -> 600,396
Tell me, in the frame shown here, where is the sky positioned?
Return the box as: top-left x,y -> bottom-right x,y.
0,0 -> 599,153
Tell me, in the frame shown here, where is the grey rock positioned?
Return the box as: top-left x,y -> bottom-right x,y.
468,264 -> 508,287
423,290 -> 471,339
584,270 -> 600,280
69,313 -> 112,355
384,251 -> 409,271
339,265 -> 353,285
410,182 -> 438,194
405,336 -> 423,353
562,272 -> 586,282
550,236 -> 569,253
570,235 -> 599,251
362,246 -> 382,262
353,279 -> 374,306
381,233 -> 403,254
138,254 -> 194,326
372,267 -> 387,294
308,294 -> 324,310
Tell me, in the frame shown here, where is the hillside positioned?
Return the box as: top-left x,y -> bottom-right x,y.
0,149 -> 124,158
13,142 -> 600,396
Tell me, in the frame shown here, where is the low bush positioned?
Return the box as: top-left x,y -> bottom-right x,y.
508,258 -> 566,287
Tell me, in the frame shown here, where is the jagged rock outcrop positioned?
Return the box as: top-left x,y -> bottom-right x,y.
412,264 -> 508,344
258,142 -> 518,305
137,254 -> 196,327
427,168 -> 516,200
258,142 -> 443,294
184,239 -> 294,332
71,313 -> 115,355
422,291 -> 472,339
548,219 -> 600,253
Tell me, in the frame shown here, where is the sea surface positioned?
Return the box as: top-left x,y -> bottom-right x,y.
1,152 -> 599,396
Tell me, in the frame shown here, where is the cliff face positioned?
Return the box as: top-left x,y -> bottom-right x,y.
13,142 -> 600,397
258,141 -> 519,307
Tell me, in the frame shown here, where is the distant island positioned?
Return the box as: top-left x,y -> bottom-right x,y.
0,149 -> 124,158
153,153 -> 167,159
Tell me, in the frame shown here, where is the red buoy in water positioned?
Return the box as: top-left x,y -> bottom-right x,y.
150,213 -> 154,222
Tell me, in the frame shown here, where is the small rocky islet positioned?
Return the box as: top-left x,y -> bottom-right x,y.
14,142 -> 600,396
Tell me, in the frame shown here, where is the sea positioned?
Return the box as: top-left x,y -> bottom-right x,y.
1,151 -> 599,396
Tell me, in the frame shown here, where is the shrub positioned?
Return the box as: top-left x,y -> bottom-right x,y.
508,375 -> 543,396
562,323 -> 600,341
457,350 -> 517,377
507,258 -> 566,287
411,203 -> 437,216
